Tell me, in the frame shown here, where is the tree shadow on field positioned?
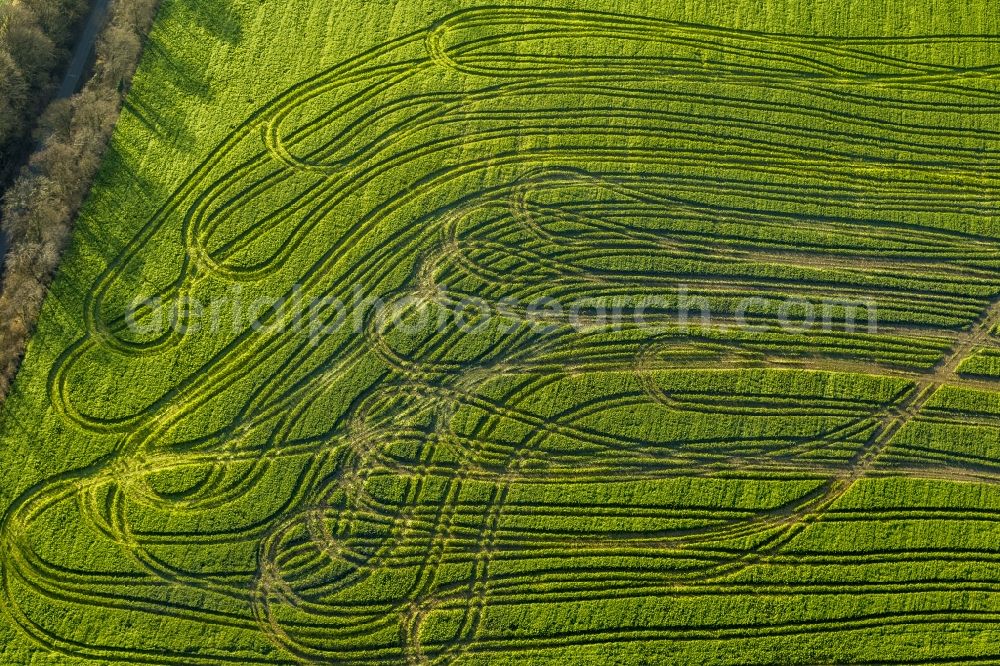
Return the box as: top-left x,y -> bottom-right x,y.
143,36 -> 214,100
161,0 -> 245,46
121,31 -> 210,151
122,1 -> 250,146
195,0 -> 244,45
74,138 -> 165,263
121,93 -> 197,153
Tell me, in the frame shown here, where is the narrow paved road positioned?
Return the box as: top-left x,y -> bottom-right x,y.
55,0 -> 110,99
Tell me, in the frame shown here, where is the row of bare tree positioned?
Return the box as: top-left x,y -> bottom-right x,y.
0,0 -> 91,174
0,0 -> 160,398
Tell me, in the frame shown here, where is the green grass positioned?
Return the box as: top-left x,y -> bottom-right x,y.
3,0 -> 1000,663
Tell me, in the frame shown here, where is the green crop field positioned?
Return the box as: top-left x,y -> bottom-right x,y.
4,0 -> 1000,663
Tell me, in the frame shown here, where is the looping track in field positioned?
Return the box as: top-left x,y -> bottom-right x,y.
6,6 -> 1000,664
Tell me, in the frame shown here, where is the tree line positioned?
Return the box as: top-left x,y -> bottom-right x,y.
0,0 -> 160,398
0,0 -> 91,182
